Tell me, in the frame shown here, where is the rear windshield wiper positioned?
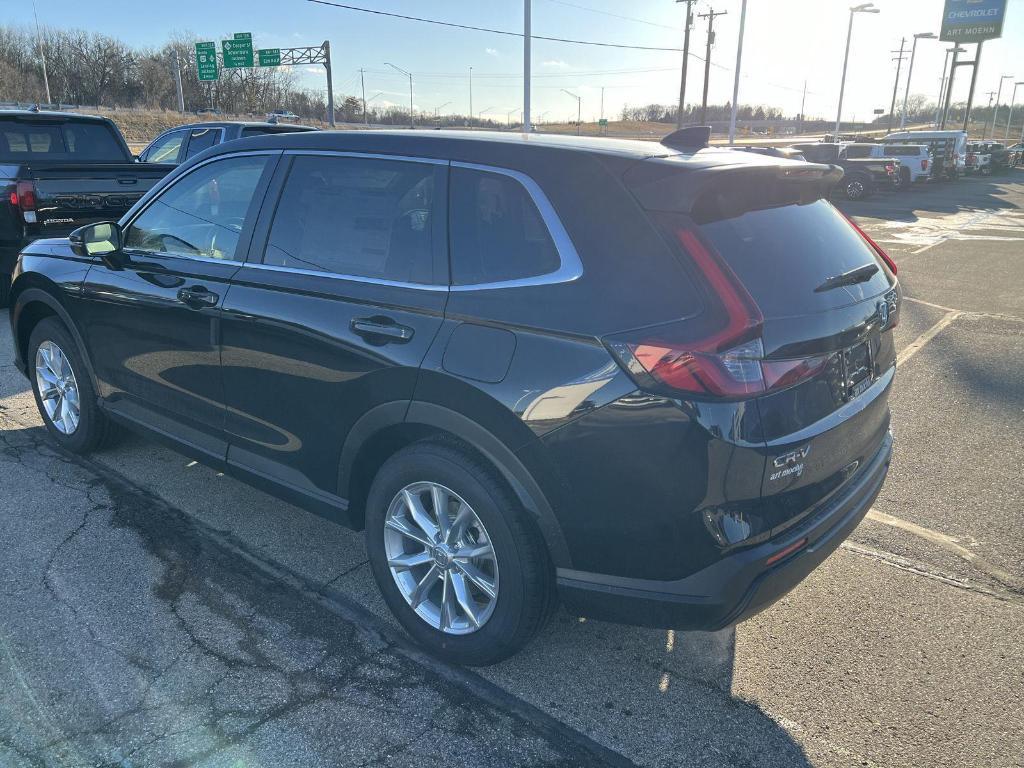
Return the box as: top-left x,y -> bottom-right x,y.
814,263 -> 879,292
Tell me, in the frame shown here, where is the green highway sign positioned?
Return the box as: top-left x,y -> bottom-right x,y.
598,118 -> 608,126
222,36 -> 254,68
258,48 -> 281,67
233,32 -> 253,40
195,41 -> 218,81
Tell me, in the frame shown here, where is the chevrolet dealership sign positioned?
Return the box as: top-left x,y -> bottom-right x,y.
940,0 -> 1008,43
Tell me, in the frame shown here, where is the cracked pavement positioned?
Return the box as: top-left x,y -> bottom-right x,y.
1,174 -> 1023,768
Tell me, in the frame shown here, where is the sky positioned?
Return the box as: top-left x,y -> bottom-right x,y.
8,0 -> 1024,123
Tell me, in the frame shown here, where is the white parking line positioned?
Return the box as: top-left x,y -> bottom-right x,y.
896,310 -> 961,367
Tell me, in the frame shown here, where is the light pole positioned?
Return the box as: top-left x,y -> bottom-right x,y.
1006,82 -> 1024,142
31,0 -> 51,105
727,0 -> 747,145
899,32 -> 936,130
936,46 -> 965,127
990,74 -> 1014,139
479,106 -> 494,126
434,101 -> 452,124
523,0 -> 532,131
469,67 -> 473,127
835,3 -> 880,138
562,89 -> 581,135
384,62 -> 414,129
506,108 -> 517,128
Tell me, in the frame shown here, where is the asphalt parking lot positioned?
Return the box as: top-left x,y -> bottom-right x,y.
1,172 -> 1022,768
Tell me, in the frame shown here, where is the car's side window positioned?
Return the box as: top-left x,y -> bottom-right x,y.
262,155 -> 438,284
123,155 -> 270,261
449,166 -> 560,286
184,127 -> 221,160
145,130 -> 187,163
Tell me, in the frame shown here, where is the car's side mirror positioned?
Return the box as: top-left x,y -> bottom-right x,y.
69,221 -> 127,270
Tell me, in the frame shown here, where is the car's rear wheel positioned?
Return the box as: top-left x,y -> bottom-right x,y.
28,317 -> 116,453
898,167 -> 912,191
365,440 -> 553,665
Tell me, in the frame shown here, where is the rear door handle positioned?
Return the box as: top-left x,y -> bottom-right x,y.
177,286 -> 219,309
351,316 -> 414,343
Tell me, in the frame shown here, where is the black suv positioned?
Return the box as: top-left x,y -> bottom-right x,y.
8,130 -> 898,664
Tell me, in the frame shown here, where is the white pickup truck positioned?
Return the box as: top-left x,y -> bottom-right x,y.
845,143 -> 932,187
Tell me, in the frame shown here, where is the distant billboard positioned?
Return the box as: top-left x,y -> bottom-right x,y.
940,0 -> 1007,43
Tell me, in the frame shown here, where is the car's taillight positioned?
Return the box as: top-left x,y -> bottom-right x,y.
921,158 -> 928,171
7,189 -> 16,208
885,162 -> 895,174
15,180 -> 37,223
842,213 -> 897,276
604,229 -> 829,400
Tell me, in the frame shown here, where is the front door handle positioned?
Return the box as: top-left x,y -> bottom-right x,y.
177,285 -> 219,309
351,316 -> 414,344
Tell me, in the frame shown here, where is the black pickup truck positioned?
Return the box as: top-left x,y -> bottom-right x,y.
792,143 -> 899,201
1,110 -> 173,305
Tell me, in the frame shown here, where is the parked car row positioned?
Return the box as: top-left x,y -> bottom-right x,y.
749,129 -> 1018,202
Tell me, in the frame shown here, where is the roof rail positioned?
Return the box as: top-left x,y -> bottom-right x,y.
660,125 -> 711,150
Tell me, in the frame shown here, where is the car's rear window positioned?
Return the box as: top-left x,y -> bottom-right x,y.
0,120 -> 127,162
698,199 -> 892,316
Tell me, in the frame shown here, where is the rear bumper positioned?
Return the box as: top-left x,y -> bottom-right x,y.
557,430 -> 893,631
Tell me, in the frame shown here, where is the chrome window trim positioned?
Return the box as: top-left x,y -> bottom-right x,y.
449,160 -> 584,291
238,261 -> 448,292
120,150 -> 281,263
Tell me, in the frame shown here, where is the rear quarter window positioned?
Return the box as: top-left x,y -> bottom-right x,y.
449,166 -> 561,286
0,120 -> 127,162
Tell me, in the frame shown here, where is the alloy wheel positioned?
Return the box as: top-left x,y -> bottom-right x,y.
383,481 -> 499,635
34,340 -> 81,435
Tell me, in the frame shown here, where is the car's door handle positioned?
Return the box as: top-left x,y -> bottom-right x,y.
351,317 -> 414,343
177,286 -> 219,308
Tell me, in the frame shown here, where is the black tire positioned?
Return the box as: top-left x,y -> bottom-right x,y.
0,272 -> 10,310
899,167 -> 912,191
365,440 -> 553,665
844,174 -> 870,201
28,317 -> 117,453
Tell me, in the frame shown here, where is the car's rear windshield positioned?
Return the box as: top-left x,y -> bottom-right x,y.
886,145 -> 924,155
0,120 -> 128,162
795,145 -> 840,163
698,199 -> 892,316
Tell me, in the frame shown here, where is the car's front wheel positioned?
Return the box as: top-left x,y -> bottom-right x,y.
365,440 -> 553,665
28,317 -> 117,453
844,175 -> 870,200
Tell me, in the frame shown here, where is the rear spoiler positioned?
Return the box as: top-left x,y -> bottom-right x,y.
624,160 -> 843,222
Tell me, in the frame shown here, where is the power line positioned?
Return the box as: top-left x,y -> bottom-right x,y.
538,0 -> 679,31
306,0 -> 686,52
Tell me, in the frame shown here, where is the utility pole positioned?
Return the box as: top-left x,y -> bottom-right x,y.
727,0 -> 747,145
887,37 -> 907,133
31,0 -> 51,105
900,32 -> 935,130
469,66 -> 473,127
172,49 -> 185,113
698,8 -> 727,125
323,40 -> 335,128
675,0 -> 697,128
523,0 -> 532,131
360,68 -> 367,124
600,86 -> 605,130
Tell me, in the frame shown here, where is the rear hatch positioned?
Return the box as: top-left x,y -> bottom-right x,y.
621,154 -> 899,537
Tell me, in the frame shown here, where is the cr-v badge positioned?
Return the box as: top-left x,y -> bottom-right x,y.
770,444 -> 810,482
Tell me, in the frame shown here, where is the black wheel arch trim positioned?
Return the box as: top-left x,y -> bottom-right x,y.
11,286 -> 97,389
338,400 -> 573,569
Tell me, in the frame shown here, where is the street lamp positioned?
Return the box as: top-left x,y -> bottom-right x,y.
384,62 -> 414,129
479,106 -> 495,125
506,108 -> 518,128
936,46 -> 966,127
434,101 -> 452,123
835,3 -> 880,137
1006,82 -> 1024,142
990,74 -> 1014,139
899,32 -> 936,130
561,89 -> 582,135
